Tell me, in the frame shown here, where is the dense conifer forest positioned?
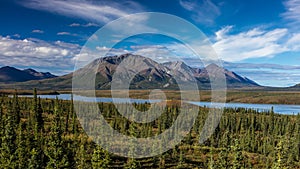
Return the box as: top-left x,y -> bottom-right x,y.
0,90 -> 299,168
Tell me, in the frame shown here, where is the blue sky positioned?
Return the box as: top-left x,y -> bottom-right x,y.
1,0 -> 300,87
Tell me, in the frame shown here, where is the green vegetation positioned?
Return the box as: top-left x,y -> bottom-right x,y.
0,90 -> 299,168
87,89 -> 300,105
0,89 -> 60,95
3,89 -> 300,104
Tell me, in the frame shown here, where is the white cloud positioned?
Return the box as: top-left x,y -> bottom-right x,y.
0,35 -> 130,73
32,29 -> 44,33
282,0 -> 300,25
286,33 -> 300,50
104,14 -> 155,36
224,62 -> 300,87
212,26 -> 290,62
57,32 -> 71,35
0,36 -> 80,74
215,25 -> 233,40
131,45 -> 177,63
57,32 -> 78,36
179,0 -> 221,25
72,43 -> 197,66
85,23 -> 99,27
74,46 -> 129,62
281,0 -> 300,47
69,22 -> 99,27
13,34 -> 21,38
21,0 -> 144,23
69,23 -> 81,27
129,43 -> 208,66
72,46 -> 131,69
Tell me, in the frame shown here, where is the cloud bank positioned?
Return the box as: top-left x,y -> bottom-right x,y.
0,36 -> 79,74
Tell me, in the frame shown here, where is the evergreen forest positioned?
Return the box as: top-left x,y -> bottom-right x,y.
0,90 -> 299,169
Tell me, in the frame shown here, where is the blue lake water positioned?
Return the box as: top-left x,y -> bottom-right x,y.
18,94 -> 300,115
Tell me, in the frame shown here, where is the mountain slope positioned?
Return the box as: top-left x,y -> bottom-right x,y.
193,63 -> 259,88
75,54 -> 176,89
163,62 -> 259,88
0,66 -> 57,83
287,83 -> 300,90
23,68 -> 56,79
0,54 -> 260,90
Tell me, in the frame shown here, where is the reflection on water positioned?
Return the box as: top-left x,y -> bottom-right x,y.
17,94 -> 300,115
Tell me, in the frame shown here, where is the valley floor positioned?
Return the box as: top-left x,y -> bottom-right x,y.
2,88 -> 300,106
29,89 -> 300,105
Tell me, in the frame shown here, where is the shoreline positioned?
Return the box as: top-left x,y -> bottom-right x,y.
2,89 -> 300,105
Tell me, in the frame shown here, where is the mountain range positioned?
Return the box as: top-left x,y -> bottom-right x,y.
0,66 -> 56,83
0,54 -> 261,90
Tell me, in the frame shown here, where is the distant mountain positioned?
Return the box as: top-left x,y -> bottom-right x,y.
193,63 -> 259,88
0,66 -> 57,83
289,83 -> 300,90
293,83 -> 300,87
163,61 -> 259,88
0,54 -> 260,90
23,68 -> 56,79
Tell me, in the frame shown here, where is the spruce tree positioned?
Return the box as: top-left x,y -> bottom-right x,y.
12,91 -> 20,124
216,149 -> 228,169
75,136 -> 91,169
272,139 -> 283,169
71,95 -> 78,135
45,97 -> 69,168
30,89 -> 44,132
124,158 -> 140,169
208,148 -> 215,169
28,148 -> 43,169
177,148 -> 184,168
36,97 -> 44,131
231,139 -> 244,169
0,102 -> 17,168
91,145 -> 110,169
272,136 -> 289,169
16,123 -> 28,169
76,144 -> 89,169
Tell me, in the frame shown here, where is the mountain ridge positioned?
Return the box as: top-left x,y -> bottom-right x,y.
0,66 -> 57,83
0,54 -> 261,90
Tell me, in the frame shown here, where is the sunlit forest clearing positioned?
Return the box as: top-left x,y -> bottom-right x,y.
0,90 -> 299,168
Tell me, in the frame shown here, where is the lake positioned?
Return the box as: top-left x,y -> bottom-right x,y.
17,94 -> 300,115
